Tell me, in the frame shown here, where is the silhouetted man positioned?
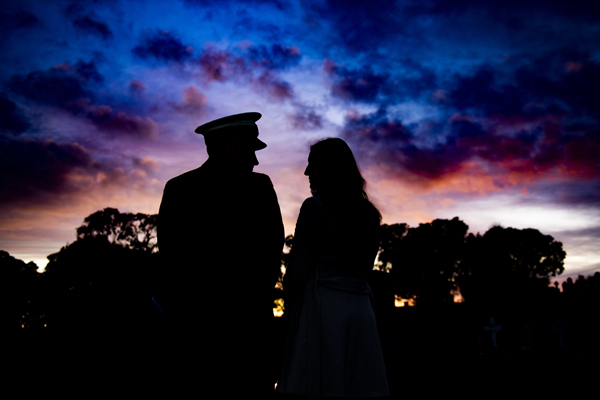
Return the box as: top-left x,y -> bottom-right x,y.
157,112 -> 284,397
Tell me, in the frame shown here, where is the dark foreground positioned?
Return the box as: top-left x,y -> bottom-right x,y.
5,304 -> 599,398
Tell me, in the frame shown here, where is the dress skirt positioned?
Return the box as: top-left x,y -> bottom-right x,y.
276,275 -> 389,399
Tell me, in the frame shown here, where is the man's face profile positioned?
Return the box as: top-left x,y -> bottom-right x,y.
224,135 -> 259,173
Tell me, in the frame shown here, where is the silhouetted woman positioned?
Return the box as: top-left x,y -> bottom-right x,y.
276,138 -> 389,399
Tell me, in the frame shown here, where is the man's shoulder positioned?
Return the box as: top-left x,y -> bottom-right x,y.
165,166 -> 205,188
164,165 -> 274,190
249,171 -> 273,186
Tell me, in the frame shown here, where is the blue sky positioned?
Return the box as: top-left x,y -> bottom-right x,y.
1,0 -> 599,279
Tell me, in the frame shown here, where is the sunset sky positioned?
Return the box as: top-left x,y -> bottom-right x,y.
1,0 -> 599,281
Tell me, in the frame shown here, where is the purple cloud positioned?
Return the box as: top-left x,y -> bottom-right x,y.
342,106 -> 600,184
130,80 -> 146,93
324,60 -> 392,103
445,51 -> 600,119
288,105 -> 323,130
7,61 -> 156,139
85,105 -> 158,139
254,71 -> 294,100
0,138 -> 98,207
171,85 -> 208,116
195,44 -> 296,101
197,45 -> 248,82
132,29 -> 193,63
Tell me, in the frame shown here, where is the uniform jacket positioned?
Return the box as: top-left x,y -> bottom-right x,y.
157,158 -> 284,320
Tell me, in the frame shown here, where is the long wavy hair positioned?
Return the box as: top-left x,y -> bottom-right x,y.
308,138 -> 382,223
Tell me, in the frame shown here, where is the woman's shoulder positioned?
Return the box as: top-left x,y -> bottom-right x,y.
302,196 -> 322,206
299,196 -> 325,214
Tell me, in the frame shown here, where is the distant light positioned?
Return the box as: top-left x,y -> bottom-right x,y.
452,289 -> 464,303
395,295 -> 415,307
273,298 -> 285,317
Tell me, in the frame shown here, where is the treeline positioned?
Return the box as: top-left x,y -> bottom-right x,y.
1,208 -> 597,332
1,208 -> 161,332
375,217 -> 566,308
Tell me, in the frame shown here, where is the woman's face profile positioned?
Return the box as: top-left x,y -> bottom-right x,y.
304,155 -> 322,193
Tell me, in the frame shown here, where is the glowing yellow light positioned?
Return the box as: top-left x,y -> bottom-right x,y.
273,298 -> 285,317
395,295 -> 415,307
452,289 -> 465,303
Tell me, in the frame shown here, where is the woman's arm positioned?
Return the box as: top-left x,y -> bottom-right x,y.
283,197 -> 322,300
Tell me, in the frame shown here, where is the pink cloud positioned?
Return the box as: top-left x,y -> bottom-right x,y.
130,80 -> 146,92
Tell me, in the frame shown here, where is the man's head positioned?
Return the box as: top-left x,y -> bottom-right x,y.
195,112 -> 265,172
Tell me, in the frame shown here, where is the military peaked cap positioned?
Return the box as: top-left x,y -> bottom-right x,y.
195,112 -> 266,150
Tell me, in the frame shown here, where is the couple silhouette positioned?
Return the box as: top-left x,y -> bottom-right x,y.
157,113 -> 389,399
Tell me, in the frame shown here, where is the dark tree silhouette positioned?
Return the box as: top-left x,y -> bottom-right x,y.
378,218 -> 468,306
41,209 -> 163,378
0,250 -> 40,330
76,207 -> 158,253
457,225 -> 566,308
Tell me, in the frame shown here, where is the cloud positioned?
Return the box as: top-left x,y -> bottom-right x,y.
246,44 -> 301,70
305,0 -> 405,52
254,71 -> 294,100
411,0 -> 600,22
7,61 -> 158,139
195,44 -> 296,101
0,9 -> 41,38
342,106 -> 600,188
444,51 -> 600,119
0,138 -> 99,208
7,61 -> 101,107
85,105 -> 158,139
182,85 -> 207,106
133,156 -> 161,172
72,16 -> 112,40
132,29 -> 193,63
184,0 -> 290,10
331,49 -> 596,189
287,104 -> 324,130
324,59 -> 392,103
130,80 -> 146,93
172,85 -> 208,116
196,45 -> 248,82
0,94 -> 31,135
0,135 -> 164,213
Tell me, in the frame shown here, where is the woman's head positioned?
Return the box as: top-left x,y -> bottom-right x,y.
305,138 -> 381,221
305,138 -> 365,197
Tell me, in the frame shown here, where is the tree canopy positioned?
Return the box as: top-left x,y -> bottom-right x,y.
457,225 -> 566,307
377,219 -> 566,307
76,207 -> 158,253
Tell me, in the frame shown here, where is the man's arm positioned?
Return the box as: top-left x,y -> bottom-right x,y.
252,174 -> 285,290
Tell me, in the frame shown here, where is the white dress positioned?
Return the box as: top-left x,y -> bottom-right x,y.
276,196 -> 389,399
